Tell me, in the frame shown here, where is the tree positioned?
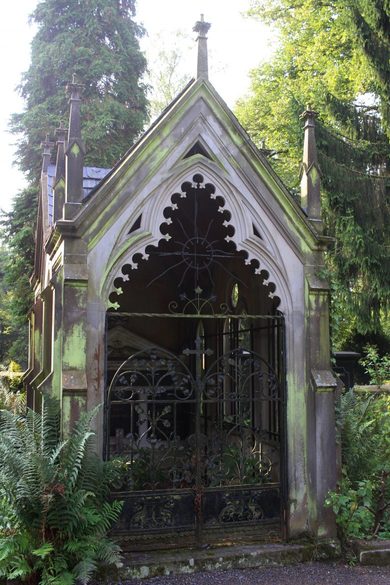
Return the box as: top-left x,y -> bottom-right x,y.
236,0 -> 390,347
1,0 -> 149,365
11,0 -> 148,179
348,1 -> 390,138
145,31 -> 192,120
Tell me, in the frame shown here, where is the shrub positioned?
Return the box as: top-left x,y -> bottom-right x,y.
0,398 -> 122,584
359,344 -> 390,387
325,389 -> 390,540
0,361 -> 25,413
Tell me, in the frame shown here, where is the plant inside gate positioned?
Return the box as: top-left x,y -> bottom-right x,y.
0,398 -> 123,585
325,380 -> 390,541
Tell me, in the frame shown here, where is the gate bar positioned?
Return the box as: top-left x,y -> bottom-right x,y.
109,312 -> 285,320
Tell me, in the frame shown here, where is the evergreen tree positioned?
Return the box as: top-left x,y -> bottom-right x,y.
1,0 -> 148,365
0,186 -> 37,366
236,0 -> 390,347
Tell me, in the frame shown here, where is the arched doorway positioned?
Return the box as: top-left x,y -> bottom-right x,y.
105,174 -> 287,547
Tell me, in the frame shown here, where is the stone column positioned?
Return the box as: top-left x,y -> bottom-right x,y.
64,75 -> 85,220
60,237 -> 89,433
306,266 -> 337,538
300,109 -> 322,232
193,15 -> 211,80
53,123 -> 67,222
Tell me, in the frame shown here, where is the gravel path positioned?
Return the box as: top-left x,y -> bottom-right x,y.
120,561 -> 390,585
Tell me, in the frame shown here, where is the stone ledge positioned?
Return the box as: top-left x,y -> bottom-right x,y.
113,540 -> 340,581
352,539 -> 390,566
360,549 -> 390,566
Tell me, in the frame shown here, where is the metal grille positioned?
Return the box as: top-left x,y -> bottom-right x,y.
105,174 -> 286,546
105,320 -> 286,544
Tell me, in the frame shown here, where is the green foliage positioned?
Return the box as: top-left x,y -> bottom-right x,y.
146,31 -> 192,119
325,476 -> 389,540
0,399 -> 122,584
359,344 -> 390,386
325,390 -> 390,540
237,0 -> 390,341
0,362 -> 25,415
0,186 -> 37,366
11,0 -> 148,180
1,0 -> 149,366
109,451 -> 171,491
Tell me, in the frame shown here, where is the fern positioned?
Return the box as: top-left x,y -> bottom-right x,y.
0,399 -> 122,584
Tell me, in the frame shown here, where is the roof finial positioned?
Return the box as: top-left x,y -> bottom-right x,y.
64,74 -> 85,218
300,107 -> 322,229
193,14 -> 211,80
40,134 -> 54,174
53,122 -> 68,222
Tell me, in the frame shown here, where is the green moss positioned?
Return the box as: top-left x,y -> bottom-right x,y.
34,329 -> 42,365
309,165 -> 320,186
51,334 -> 62,399
63,323 -> 86,369
70,142 -> 81,156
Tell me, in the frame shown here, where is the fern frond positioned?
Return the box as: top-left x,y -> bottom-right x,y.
72,558 -> 97,585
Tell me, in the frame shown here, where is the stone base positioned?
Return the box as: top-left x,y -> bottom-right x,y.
111,540 -> 340,581
352,539 -> 390,565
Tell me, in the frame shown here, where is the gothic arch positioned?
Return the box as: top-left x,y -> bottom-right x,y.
102,164 -> 293,314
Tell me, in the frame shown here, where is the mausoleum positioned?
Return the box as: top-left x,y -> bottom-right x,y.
26,17 -> 338,547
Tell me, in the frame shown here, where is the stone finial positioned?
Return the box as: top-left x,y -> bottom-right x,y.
41,134 -> 54,174
300,108 -> 322,227
53,122 -> 67,222
193,14 -> 211,80
66,74 -> 84,140
65,74 -> 85,217
56,120 -> 67,143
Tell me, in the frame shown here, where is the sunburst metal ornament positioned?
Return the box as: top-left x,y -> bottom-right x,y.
147,174 -> 244,305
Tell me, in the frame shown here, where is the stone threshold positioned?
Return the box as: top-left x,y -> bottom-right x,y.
352,539 -> 390,565
116,540 -> 340,580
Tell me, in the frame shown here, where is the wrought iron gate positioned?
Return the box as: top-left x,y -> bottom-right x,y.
105,173 -> 287,546
105,321 -> 286,547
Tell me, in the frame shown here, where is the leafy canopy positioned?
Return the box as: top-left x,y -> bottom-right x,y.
238,0 -> 390,344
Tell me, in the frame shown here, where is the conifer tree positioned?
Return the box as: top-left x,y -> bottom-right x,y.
236,0 -> 390,347
0,0 -> 148,365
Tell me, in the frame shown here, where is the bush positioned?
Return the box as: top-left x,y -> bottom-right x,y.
0,361 -> 25,414
325,389 -> 390,540
359,344 -> 390,387
0,398 -> 123,584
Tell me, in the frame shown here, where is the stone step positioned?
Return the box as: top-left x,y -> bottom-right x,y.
117,540 -> 340,580
352,540 -> 390,566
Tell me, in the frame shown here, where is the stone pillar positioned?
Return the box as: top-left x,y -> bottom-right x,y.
300,109 -> 322,232
41,135 -> 54,174
306,266 -> 337,538
64,75 -> 85,220
50,262 -> 64,402
53,123 -> 67,222
193,15 -> 211,80
60,237 -> 89,433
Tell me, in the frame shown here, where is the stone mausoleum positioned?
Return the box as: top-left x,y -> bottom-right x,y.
26,17 -> 338,548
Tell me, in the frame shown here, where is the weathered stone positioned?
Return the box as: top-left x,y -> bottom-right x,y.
352,539 -> 390,565
115,541 -> 340,580
26,18 -> 338,546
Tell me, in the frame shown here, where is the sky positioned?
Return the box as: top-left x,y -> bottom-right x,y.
0,0 -> 274,212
